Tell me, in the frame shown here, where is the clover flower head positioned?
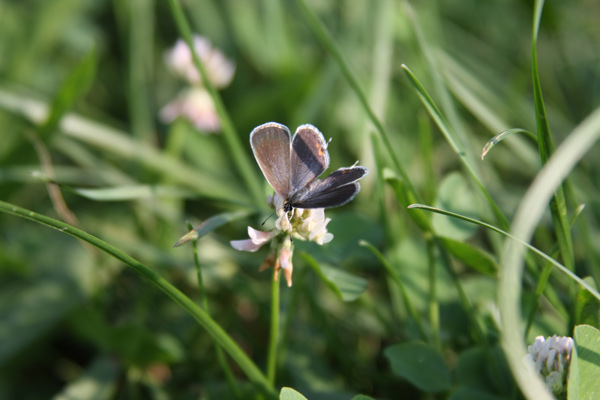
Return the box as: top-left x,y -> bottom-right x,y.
164,35 -> 235,88
159,87 -> 221,132
525,334 -> 573,396
230,194 -> 334,286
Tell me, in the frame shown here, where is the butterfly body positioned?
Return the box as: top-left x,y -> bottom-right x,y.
250,122 -> 368,213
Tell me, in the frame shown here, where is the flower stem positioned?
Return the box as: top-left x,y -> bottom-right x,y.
266,269 -> 281,385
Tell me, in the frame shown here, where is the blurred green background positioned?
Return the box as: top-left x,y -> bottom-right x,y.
1,0 -> 599,399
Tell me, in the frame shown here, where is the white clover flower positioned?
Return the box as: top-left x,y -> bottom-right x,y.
159,87 -> 221,132
526,335 -> 573,396
164,35 -> 235,88
230,194 -> 334,286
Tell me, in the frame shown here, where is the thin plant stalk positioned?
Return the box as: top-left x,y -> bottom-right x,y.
426,236 -> 441,351
0,200 -> 275,397
266,269 -> 281,386
166,0 -> 264,208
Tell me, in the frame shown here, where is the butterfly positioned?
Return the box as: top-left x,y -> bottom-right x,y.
250,122 -> 368,213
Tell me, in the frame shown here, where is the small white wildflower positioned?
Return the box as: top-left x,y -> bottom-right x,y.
230,193 -> 334,286
526,335 -> 573,396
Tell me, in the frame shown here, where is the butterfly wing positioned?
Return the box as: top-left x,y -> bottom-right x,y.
290,124 -> 330,193
289,166 -> 368,209
250,122 -> 292,198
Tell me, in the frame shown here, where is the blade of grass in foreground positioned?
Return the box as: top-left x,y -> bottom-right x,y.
500,103 -> 600,400
531,0 -> 574,275
407,204 -> 600,302
0,200 -> 274,397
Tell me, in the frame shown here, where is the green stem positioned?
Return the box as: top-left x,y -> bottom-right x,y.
426,236 -> 441,350
191,226 -> 241,399
0,200 -> 274,396
294,0 -> 417,198
166,0 -> 264,208
266,269 -> 281,385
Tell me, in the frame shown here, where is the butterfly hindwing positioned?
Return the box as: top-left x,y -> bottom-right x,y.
250,122 -> 292,198
290,166 -> 368,209
290,124 -> 330,193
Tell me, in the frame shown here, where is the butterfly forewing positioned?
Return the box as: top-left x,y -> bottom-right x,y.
250,123 -> 292,198
290,166 -> 368,209
290,125 -> 330,193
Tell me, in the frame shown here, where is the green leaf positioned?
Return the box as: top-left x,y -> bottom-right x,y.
280,387 -> 308,400
384,342 -> 452,392
432,173 -> 478,240
438,237 -> 498,277
568,324 -> 600,400
52,356 -> 120,400
173,211 -> 250,247
301,253 -> 368,302
575,278 -> 600,328
352,396 -> 376,400
41,47 -> 97,139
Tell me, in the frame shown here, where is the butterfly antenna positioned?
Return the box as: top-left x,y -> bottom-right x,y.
261,211 -> 276,226
351,160 -> 360,167
325,137 -> 333,148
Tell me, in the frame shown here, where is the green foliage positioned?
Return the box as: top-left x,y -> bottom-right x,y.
0,0 -> 599,399
568,325 -> 600,400
385,342 -> 452,392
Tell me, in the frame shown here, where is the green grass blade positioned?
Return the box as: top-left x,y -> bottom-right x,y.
166,0 -> 264,208
0,200 -> 274,396
481,128 -> 537,160
401,64 -> 510,230
358,241 -> 427,341
407,204 -> 600,302
40,47 -> 97,139
0,89 -> 245,203
499,103 -> 600,400
531,0 -> 574,274
293,0 -> 417,198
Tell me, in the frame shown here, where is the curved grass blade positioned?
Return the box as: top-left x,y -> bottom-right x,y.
498,102 -> 600,400
0,200 -> 274,396
481,129 -> 537,160
407,204 -> 600,302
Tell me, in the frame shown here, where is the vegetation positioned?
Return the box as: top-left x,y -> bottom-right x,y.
1,0 -> 599,399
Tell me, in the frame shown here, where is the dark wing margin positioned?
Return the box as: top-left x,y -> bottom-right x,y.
290,124 -> 330,192
290,166 -> 368,209
250,122 -> 292,198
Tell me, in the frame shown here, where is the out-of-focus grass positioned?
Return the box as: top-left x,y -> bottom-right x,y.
1,1 -> 599,399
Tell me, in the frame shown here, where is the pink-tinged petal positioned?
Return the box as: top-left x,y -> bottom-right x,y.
230,239 -> 263,252
247,226 -> 276,244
